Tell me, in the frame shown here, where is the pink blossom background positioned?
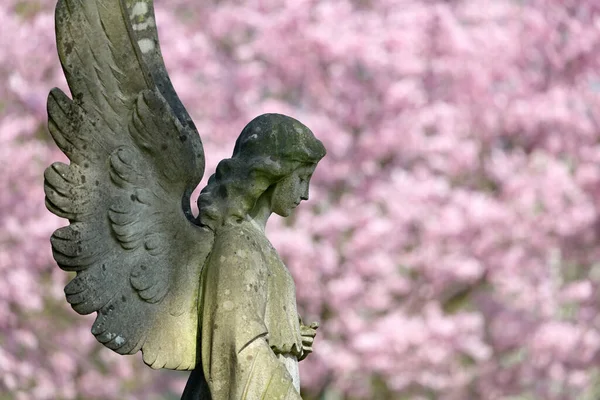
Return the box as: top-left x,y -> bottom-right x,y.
2,0 -> 600,399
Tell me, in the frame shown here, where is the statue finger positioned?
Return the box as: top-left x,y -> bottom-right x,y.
300,326 -> 317,337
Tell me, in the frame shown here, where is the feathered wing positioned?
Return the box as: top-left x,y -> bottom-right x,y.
44,0 -> 213,370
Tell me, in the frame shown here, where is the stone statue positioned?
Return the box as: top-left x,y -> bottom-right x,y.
44,1 -> 325,398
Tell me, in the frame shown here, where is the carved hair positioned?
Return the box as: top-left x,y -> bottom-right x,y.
198,114 -> 326,230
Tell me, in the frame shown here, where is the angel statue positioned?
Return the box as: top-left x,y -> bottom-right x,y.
44,0 -> 326,398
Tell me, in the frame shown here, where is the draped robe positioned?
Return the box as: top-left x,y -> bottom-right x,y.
198,220 -> 305,399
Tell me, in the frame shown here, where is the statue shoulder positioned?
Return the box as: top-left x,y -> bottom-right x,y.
201,221 -> 271,310
208,221 -> 268,269
214,221 -> 267,248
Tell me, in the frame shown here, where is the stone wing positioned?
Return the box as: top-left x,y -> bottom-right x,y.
44,0 -> 213,370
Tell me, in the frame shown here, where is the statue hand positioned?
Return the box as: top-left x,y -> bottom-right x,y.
298,321 -> 318,361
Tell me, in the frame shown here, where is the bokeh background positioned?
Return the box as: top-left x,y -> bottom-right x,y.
2,0 -> 600,399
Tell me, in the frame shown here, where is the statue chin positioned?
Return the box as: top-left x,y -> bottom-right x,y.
274,207 -> 293,217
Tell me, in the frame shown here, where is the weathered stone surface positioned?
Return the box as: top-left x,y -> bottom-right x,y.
47,1 -> 325,399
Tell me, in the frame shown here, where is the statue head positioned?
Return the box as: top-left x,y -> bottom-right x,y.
198,114 -> 326,229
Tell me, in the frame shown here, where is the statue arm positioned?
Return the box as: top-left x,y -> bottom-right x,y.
200,229 -> 302,399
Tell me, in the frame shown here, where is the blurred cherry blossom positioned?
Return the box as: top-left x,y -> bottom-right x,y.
2,0 -> 600,398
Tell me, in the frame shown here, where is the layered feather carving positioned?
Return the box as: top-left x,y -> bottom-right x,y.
45,0 -> 214,370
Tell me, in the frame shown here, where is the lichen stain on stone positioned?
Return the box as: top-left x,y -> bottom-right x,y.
131,17 -> 156,31
243,269 -> 254,281
130,2 -> 149,18
132,17 -> 155,31
137,38 -> 154,54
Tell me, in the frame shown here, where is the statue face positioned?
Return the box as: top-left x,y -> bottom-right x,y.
271,165 -> 316,217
